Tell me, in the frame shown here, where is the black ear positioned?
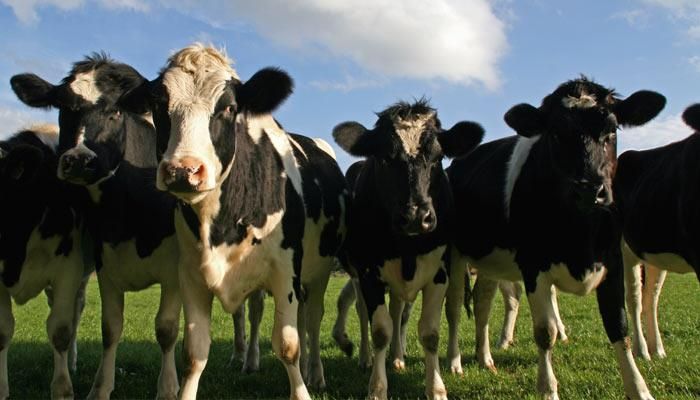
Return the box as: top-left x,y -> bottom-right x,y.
438,121 -> 484,158
332,121 -> 378,157
237,67 -> 293,115
11,73 -> 56,108
118,79 -> 152,115
504,103 -> 543,137
615,90 -> 666,127
682,103 -> 700,132
3,145 -> 44,183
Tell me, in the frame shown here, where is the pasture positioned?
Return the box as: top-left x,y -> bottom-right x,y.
7,273 -> 700,399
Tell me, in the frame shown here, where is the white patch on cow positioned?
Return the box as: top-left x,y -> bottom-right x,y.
312,138 -> 336,159
247,114 -> 303,196
613,340 -> 653,398
251,210 -> 284,241
70,70 -> 102,104
379,245 -> 446,302
393,112 -> 434,157
469,247 -> 523,281
562,93 -> 597,109
26,123 -> 59,150
640,252 -> 694,274
504,135 -> 540,219
548,263 -> 606,296
288,136 -> 308,159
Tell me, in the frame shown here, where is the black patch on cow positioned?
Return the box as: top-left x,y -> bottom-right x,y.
252,237 -> 262,246
180,203 -> 201,241
401,254 -> 417,281
281,179 -> 306,302
288,291 -> 293,304
433,266 -> 447,285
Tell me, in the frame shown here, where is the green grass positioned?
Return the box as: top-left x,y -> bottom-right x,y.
7,273 -> 700,399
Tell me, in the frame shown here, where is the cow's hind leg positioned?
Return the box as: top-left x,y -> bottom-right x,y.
497,280 -> 521,350
551,286 -> 568,343
155,283 -> 182,400
354,278 -> 372,369
420,281 -> 448,400
389,291 -> 406,371
0,285 -> 14,400
642,264 -> 666,358
87,279 -> 124,400
243,290 -> 264,374
305,275 -> 330,391
332,278 -> 356,357
623,245 -> 650,360
230,302 -> 247,364
445,252 -> 466,374
474,276 -> 498,373
48,268 -> 81,399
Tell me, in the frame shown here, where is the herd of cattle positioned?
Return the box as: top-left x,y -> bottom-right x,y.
0,43 -> 698,400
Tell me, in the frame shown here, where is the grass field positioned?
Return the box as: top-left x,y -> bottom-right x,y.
7,273 -> 700,399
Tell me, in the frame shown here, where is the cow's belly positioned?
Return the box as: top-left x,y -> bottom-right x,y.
380,245 -> 446,302
641,252 -> 695,274
99,236 -> 179,292
468,247 -> 523,281
546,263 -> 606,296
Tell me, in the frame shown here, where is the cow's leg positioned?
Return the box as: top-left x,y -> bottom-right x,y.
399,301 -> 412,356
642,265 -> 666,358
243,290 -> 264,374
360,277 -> 391,400
155,283 -> 182,400
332,278 -> 356,357
474,276 -> 498,373
599,248 -> 653,400
526,277 -> 560,400
0,285 -> 14,400
623,252 -> 650,360
420,281 -> 448,400
389,291 -> 406,371
178,276 -> 213,400
305,275 -> 330,391
68,277 -> 88,373
297,295 -> 308,382
270,278 -> 310,400
551,286 -> 568,343
87,279 -> 124,400
445,251 -> 466,374
47,269 -> 81,399
354,278 -> 372,369
230,302 -> 247,364
497,281 -> 521,350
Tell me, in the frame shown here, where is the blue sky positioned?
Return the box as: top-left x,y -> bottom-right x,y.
1,0 -> 698,170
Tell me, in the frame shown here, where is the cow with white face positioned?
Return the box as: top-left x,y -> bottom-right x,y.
446,77 -> 665,399
0,125 -> 87,400
118,44 -> 347,400
333,99 -> 484,400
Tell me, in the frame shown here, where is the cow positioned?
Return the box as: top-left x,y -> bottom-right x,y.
0,125 -> 87,400
624,263 -> 666,359
115,44 -> 348,400
615,103 -> 700,360
333,99 -> 484,400
446,77 -> 665,399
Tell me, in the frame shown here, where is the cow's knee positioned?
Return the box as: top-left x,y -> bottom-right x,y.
534,321 -> 557,350
278,326 -> 300,365
156,320 -> 179,352
420,331 -> 439,354
372,326 -> 389,350
51,325 -> 72,353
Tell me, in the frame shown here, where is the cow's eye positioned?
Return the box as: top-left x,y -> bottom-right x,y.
224,104 -> 236,115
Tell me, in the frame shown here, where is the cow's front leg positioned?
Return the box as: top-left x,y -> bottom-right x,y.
179,275 -> 213,400
642,265 -> 666,358
304,275 -> 330,391
68,277 -> 89,373
155,283 -> 182,400
47,269 -> 81,400
87,279 -> 124,400
0,285 -> 14,400
526,277 -> 560,400
473,276 -> 498,373
354,278 -> 372,369
331,278 -> 356,357
389,291 -> 406,371
243,290 -> 264,374
420,281 -> 448,400
600,248 -> 654,400
230,302 -> 247,364
497,281 -> 521,349
445,251 -> 466,374
360,278 -> 390,400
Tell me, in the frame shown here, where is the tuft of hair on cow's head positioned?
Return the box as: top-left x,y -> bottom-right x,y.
682,103 -> 700,132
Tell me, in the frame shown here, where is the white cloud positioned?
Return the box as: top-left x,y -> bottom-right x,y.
611,9 -> 649,27
689,55 -> 700,72
619,112 -> 692,152
0,0 -> 147,25
641,0 -> 700,39
0,106 -> 56,140
310,75 -> 386,93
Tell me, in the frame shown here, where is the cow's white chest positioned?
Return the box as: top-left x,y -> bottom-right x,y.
469,247 -> 523,281
641,252 -> 694,274
380,245 -> 446,302
98,236 -> 179,292
547,263 -> 606,296
4,228 -> 81,305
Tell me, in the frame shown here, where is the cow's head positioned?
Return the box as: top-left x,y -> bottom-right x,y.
11,53 -> 151,186
682,103 -> 700,132
0,141 -> 45,191
117,44 -> 293,204
334,99 -> 483,236
504,77 -> 665,211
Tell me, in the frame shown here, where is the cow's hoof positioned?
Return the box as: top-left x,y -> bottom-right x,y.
392,359 -> 406,371
497,339 -> 514,350
427,386 -> 448,400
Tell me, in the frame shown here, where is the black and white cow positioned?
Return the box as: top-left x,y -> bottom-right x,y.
0,125 -> 87,400
446,77 -> 665,399
333,99 -> 484,400
615,103 -> 700,359
116,44 -> 347,400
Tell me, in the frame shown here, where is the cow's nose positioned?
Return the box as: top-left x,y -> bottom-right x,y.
160,156 -> 208,192
419,208 -> 436,233
595,184 -> 612,206
60,153 -> 97,179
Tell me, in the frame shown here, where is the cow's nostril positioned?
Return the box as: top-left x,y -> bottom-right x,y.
595,185 -> 610,205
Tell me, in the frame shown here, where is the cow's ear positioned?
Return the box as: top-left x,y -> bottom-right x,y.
11,73 -> 56,108
237,67 -> 293,115
615,90 -> 665,127
118,79 -> 152,115
682,103 -> 700,132
3,145 -> 44,183
332,121 -> 378,157
438,121 -> 484,158
504,103 -> 544,138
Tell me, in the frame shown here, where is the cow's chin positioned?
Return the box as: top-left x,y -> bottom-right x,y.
169,189 -> 212,205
